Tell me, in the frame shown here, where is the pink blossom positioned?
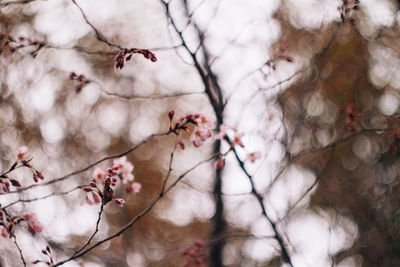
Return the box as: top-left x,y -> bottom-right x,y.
82,192 -> 102,206
190,127 -> 212,147
115,198 -> 125,207
16,146 -> 30,162
246,151 -> 261,163
168,110 -> 175,120
197,114 -> 215,129
92,167 -> 106,181
82,196 -> 93,206
214,124 -> 233,140
126,182 -> 142,194
0,226 -> 10,238
23,213 -> 43,234
83,187 -> 92,192
177,137 -> 185,150
92,192 -> 102,204
233,132 -> 245,147
113,156 -> 134,184
36,171 -> 44,180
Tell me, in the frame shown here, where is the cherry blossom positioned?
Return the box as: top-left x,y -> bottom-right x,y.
214,124 -> 232,140
177,137 -> 185,150
23,213 -> 43,234
114,198 -> 126,207
113,156 -> 134,184
190,127 -> 212,147
246,151 -> 261,163
126,182 -> 142,194
233,131 -> 245,147
16,146 -> 30,163
92,167 -> 106,182
83,192 -> 102,206
0,226 -> 10,238
197,113 -> 215,129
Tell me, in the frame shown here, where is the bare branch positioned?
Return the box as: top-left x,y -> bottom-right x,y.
0,132 -> 170,195
53,153 -> 218,266
70,0 -> 122,50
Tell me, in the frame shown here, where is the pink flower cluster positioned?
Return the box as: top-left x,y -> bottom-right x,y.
83,165 -> 121,206
215,124 -> 245,148
113,156 -> 134,184
84,157 -> 141,207
16,146 -> 30,163
0,174 -> 21,192
16,146 -> 45,184
213,125 -> 262,167
23,213 -> 43,234
168,110 -> 215,149
0,210 -> 43,239
0,146 -> 45,192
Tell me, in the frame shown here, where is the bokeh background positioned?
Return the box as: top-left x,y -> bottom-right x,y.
1,0 -> 400,266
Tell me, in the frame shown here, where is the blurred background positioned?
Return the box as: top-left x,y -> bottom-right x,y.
0,0 -> 400,266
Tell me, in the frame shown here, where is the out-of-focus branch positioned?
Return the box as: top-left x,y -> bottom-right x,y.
1,185 -> 84,209
103,90 -> 205,100
160,0 -> 223,123
282,148 -> 334,220
226,137 -> 294,267
70,0 -> 122,50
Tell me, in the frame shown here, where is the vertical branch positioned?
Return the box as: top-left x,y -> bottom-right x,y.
161,0 -> 227,264
210,137 -> 226,266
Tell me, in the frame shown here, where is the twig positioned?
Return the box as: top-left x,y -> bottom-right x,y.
0,132 -> 170,195
2,185 -> 84,210
72,203 -> 104,256
12,235 -> 26,267
228,142 -> 294,267
53,153 -> 218,266
70,0 -> 122,49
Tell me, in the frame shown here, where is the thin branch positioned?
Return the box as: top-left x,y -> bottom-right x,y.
282,148 -> 334,221
103,90 -> 205,100
2,185 -> 84,210
72,203 -> 104,256
71,0 -> 122,49
12,235 -> 26,267
0,132 -> 170,195
228,141 -> 294,267
0,159 -> 32,178
160,0 -> 223,123
53,153 -> 218,266
161,138 -> 178,193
